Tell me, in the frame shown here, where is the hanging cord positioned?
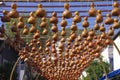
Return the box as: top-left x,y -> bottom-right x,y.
9,57 -> 20,80
110,38 -> 120,55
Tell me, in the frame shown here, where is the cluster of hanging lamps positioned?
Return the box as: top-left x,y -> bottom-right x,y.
0,1 -> 120,80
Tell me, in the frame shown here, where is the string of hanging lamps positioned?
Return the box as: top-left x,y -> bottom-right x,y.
0,1 -> 120,80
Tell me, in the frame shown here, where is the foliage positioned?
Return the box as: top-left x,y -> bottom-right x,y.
83,60 -> 110,80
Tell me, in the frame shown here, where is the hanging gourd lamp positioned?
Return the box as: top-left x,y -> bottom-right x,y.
101,32 -> 106,39
88,29 -> 95,36
61,30 -> 66,37
52,32 -> 58,41
51,44 -> 56,53
94,52 -> 100,58
28,12 -> 36,24
50,12 -> 58,24
108,27 -> 114,36
104,14 -> 114,25
69,32 -> 76,42
111,1 -> 120,16
82,17 -> 89,28
88,2 -> 97,17
17,17 -> 24,29
51,24 -> 58,33
1,10 -> 10,22
105,38 -> 111,45
36,40 -> 41,46
73,11 -> 82,23
35,4 -> 46,17
112,18 -> 120,29
29,24 -> 36,33
8,3 -> 19,18
96,10 -> 103,23
99,24 -> 106,32
60,36 -> 66,42
40,17 -> 48,35
42,28 -> 48,35
58,42 -> 64,50
11,22 -> 17,32
23,25 -> 28,35
82,17 -> 89,38
46,39 -> 51,47
84,39 -> 89,46
87,35 -> 92,41
70,22 -> 78,31
62,3 -> 72,19
94,21 -> 100,30
60,17 -> 67,27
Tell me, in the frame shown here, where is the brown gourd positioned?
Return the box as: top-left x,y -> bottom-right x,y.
108,27 -> 114,36
61,29 -> 66,37
73,11 -> 81,23
23,25 -> 28,35
82,28 -> 88,38
113,18 -> 120,29
88,29 -> 95,36
104,14 -> 114,25
111,1 -> 120,16
35,4 -> 46,17
28,12 -> 36,24
88,2 -> 97,17
51,24 -> 58,32
29,24 -> 36,33
99,24 -> 106,32
60,17 -> 67,27
70,22 -> 78,31
62,3 -> 72,19
52,32 -> 58,41
82,17 -> 89,28
42,28 -> 48,35
96,10 -> 103,23
40,17 -> 47,28
17,17 -> 24,28
1,10 -> 10,22
8,3 -> 19,18
94,21 -> 100,30
50,12 -> 58,24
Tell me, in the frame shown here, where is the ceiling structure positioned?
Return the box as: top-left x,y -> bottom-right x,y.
1,0 -> 116,2
0,1 -> 120,31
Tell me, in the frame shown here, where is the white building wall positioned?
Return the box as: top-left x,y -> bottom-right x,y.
113,35 -> 120,70
19,70 -> 25,80
101,35 -> 120,71
101,47 -> 109,63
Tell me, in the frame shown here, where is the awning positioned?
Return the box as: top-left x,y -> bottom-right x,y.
100,69 -> 120,80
